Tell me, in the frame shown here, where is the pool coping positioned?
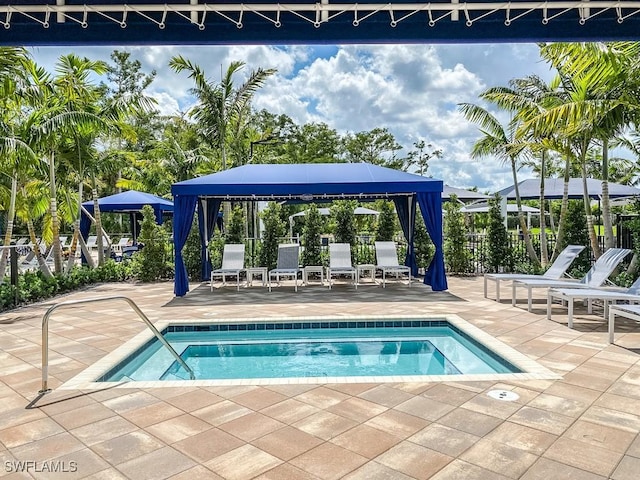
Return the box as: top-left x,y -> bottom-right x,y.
59,314 -> 562,390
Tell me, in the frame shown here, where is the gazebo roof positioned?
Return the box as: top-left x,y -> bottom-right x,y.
172,163 -> 443,199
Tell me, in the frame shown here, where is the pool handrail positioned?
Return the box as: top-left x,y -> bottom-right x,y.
40,295 -> 195,393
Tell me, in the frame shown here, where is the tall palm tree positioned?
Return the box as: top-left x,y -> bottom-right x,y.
458,102 -> 540,268
538,42 -> 640,253
50,54 -> 113,267
481,74 -> 562,266
168,58 -> 276,172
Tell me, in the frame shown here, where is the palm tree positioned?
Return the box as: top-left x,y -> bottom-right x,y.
50,54 -> 114,267
458,102 -> 540,268
481,75 -> 563,266
168,58 -> 276,172
535,42 -> 640,254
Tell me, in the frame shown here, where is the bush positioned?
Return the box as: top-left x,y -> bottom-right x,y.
0,261 -> 135,312
301,204 -> 323,266
375,201 -> 396,242
443,195 -> 471,274
226,204 -> 245,244
133,205 -> 173,282
563,200 -> 591,274
182,217 -> 204,281
259,202 -> 286,270
414,211 -> 434,273
485,194 -> 514,273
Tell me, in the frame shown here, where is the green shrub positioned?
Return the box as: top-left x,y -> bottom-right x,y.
301,204 -> 323,266
332,201 -> 357,246
563,200 -> 591,274
375,201 -> 396,242
259,202 -> 286,270
182,217 -> 204,281
226,205 -> 245,244
133,205 -> 173,282
414,211 -> 434,273
443,195 -> 471,274
485,194 -> 514,273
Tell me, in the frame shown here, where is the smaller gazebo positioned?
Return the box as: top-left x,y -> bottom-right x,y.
80,190 -> 174,244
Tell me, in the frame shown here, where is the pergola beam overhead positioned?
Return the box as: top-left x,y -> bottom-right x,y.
1,1 -> 639,44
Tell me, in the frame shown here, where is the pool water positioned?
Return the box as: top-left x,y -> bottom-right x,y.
100,321 -> 521,381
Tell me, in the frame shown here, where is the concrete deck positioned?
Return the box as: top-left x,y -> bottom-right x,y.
1,276 -> 639,479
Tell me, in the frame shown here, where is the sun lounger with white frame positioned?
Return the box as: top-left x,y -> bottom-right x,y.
484,245 -> 585,302
327,243 -> 357,290
210,244 -> 245,291
548,275 -> 640,328
608,304 -> 640,344
511,248 -> 632,312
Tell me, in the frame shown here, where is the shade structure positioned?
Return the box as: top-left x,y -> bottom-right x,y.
1,2 -> 639,45
171,163 -> 447,296
81,190 -> 174,244
443,185 -> 491,202
496,178 -> 640,200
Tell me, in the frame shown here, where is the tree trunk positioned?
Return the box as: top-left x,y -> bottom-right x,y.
539,150 -> 548,266
26,216 -> 52,278
601,141 -> 614,249
92,176 -> 105,266
511,158 -> 540,268
552,157 -> 571,261
0,175 -> 18,278
582,158 -> 602,259
67,181 -> 95,269
49,152 -> 63,274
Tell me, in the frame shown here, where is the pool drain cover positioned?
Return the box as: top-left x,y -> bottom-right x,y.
487,389 -> 520,402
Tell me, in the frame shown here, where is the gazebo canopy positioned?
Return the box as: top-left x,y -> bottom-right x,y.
81,190 -> 173,243
443,185 -> 491,202
171,163 -> 447,296
496,178 -> 640,200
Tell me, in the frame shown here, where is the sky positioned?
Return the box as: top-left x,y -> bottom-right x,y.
27,43 -> 556,193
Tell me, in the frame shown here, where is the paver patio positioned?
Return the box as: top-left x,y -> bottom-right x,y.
1,276 -> 639,479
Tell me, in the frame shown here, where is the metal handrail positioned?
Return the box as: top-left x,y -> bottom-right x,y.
40,295 -> 195,393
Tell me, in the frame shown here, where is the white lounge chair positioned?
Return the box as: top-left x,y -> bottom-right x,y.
327,243 -> 357,290
375,241 -> 411,287
512,248 -> 632,312
484,245 -> 585,302
268,244 -> 301,292
210,244 -> 245,291
608,304 -> 640,344
85,235 -> 98,249
113,237 -> 130,252
548,276 -> 640,328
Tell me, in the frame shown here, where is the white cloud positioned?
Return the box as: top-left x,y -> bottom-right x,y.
27,42 -> 548,192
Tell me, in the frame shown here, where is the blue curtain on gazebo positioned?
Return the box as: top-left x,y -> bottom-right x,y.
418,192 -> 447,291
172,164 -> 447,295
174,195 -> 198,296
197,198 -> 221,281
393,195 -> 418,276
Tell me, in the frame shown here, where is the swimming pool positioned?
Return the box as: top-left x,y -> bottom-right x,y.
63,315 -> 559,388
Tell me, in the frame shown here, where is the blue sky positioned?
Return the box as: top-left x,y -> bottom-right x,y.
28,43 -> 556,192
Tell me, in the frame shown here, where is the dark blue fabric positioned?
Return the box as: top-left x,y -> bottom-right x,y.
81,190 -> 173,245
171,163 -> 447,296
418,192 -> 447,291
173,163 -> 442,196
198,198 -> 222,281
174,195 -> 197,297
0,5 -> 634,46
393,196 -> 418,276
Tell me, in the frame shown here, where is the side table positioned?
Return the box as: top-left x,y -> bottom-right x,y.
246,267 -> 268,287
303,265 -> 324,286
356,264 -> 377,285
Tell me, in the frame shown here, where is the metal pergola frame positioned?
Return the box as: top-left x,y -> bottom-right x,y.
1,1 -> 639,45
